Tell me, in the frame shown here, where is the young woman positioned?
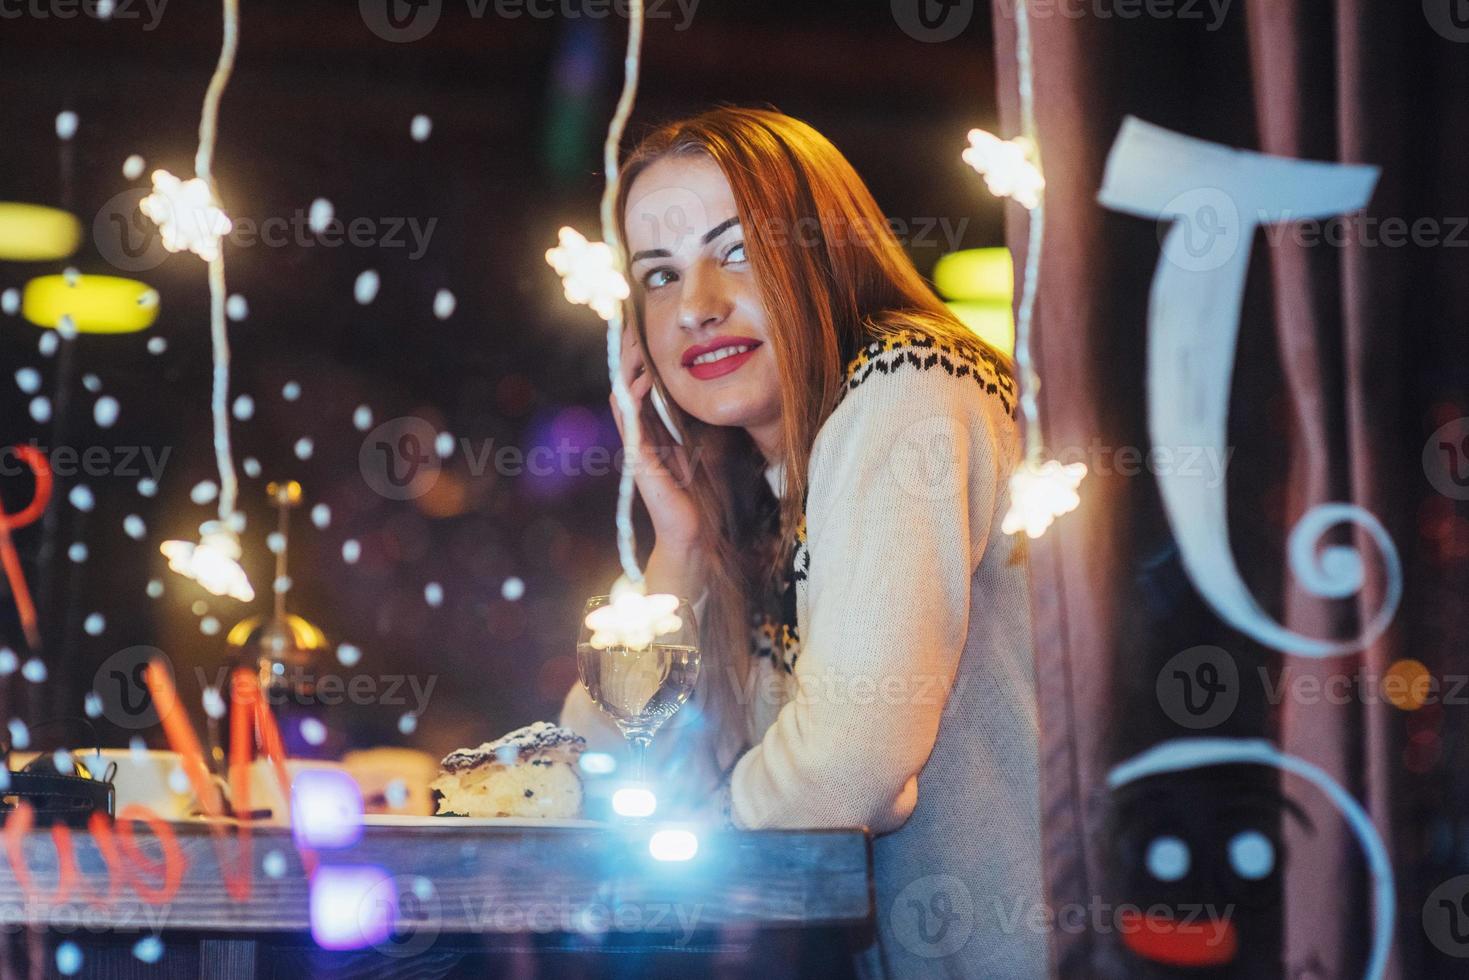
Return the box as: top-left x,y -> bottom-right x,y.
561,107 -> 1047,978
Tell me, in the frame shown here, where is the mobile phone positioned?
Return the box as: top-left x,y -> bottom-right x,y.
649,386 -> 684,446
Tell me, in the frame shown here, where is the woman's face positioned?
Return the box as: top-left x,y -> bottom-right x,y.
624,155 -> 782,457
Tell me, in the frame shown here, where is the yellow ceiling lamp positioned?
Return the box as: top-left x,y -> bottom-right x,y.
227,482 -> 330,691
226,613 -> 329,656
933,247 -> 1015,356
22,273 -> 160,334
0,203 -> 82,261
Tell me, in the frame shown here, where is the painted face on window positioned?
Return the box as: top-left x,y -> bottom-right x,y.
1105,771 -> 1306,976
624,155 -> 783,457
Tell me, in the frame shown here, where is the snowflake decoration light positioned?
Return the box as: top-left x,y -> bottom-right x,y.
1001,458 -> 1087,539
962,130 -> 1045,211
139,169 -> 232,262
160,520 -> 254,602
584,577 -> 682,651
545,226 -> 629,321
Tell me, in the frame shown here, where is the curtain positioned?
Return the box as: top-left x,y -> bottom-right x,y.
994,1 -> 1469,976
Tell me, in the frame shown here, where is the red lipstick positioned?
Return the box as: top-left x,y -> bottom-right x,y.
681,336 -> 763,381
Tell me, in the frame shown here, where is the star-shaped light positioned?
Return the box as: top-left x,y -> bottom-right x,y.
585,576 -> 682,651
139,169 -> 233,262
545,226 -> 629,321
1001,458 -> 1087,539
962,130 -> 1045,210
160,520 -> 255,601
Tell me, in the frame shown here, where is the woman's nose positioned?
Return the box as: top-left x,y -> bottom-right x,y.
676,262 -> 731,333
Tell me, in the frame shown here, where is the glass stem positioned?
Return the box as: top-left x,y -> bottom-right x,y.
631,735 -> 651,786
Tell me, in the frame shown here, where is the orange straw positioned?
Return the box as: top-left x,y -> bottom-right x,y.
228,667 -> 255,813
0,446 -> 52,651
251,688 -> 317,874
144,659 -> 225,816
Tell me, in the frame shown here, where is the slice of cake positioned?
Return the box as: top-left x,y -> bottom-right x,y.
430,722 -> 586,819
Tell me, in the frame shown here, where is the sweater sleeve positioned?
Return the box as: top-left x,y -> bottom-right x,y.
728,363 -> 1002,833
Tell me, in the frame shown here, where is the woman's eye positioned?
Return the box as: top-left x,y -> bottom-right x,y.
723,242 -> 747,264
643,268 -> 678,289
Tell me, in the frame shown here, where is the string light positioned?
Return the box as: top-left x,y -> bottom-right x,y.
585,576 -> 682,651
161,521 -> 255,602
961,130 -> 1044,210
152,0 -> 252,599
1000,458 -> 1086,539
138,170 -> 232,262
964,0 -> 1086,539
545,227 -> 629,320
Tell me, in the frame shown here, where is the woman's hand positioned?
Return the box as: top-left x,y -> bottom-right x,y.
612,326 -> 707,597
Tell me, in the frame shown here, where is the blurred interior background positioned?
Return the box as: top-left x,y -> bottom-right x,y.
0,0 -> 1004,759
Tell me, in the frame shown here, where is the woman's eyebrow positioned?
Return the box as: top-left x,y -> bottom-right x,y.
629,216 -> 741,264
700,216 -> 740,243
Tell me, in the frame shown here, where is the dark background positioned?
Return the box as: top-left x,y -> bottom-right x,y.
0,0 -> 1003,759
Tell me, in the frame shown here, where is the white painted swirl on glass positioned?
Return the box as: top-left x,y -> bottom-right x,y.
1098,118 -> 1400,657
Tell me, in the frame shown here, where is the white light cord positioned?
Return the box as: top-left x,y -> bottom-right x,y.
199,0 -> 241,522
600,0 -> 646,585
194,0 -> 239,183
1013,0 -> 1045,465
208,255 -> 237,521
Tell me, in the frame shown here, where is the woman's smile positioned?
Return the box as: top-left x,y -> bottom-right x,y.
682,336 -> 765,380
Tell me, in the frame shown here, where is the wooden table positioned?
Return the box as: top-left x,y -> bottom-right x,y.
0,821 -> 873,978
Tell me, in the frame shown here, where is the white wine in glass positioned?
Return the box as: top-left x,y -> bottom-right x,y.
577,594 -> 700,784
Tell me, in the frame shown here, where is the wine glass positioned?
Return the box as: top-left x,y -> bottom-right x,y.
577,594 -> 701,785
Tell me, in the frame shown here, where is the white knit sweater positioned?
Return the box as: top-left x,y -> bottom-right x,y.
562,330 -> 1048,978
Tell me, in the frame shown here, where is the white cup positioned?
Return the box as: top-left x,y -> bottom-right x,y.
72,749 -> 200,820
